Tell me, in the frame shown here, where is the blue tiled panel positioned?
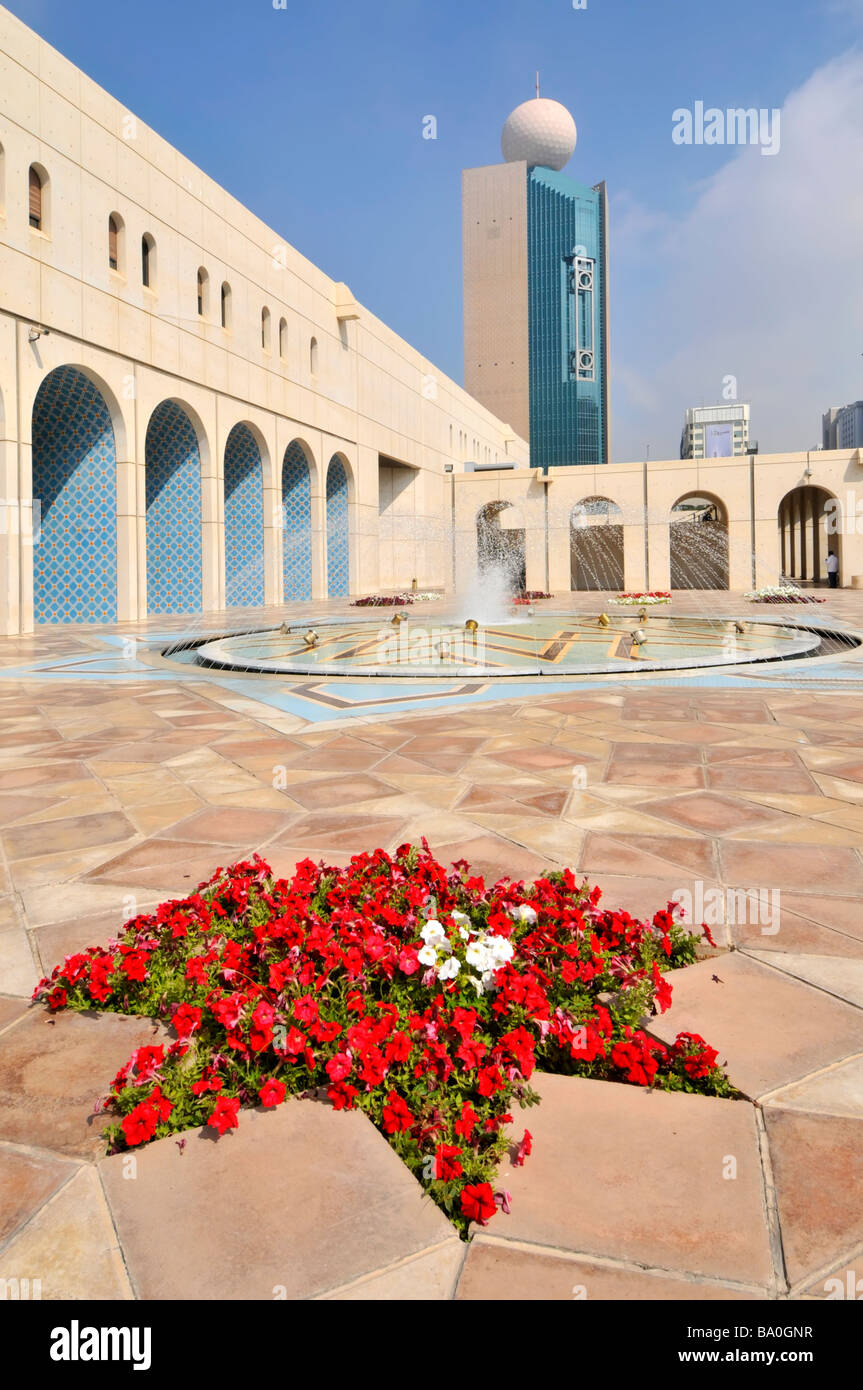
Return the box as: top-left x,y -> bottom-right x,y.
32,366 -> 118,624
224,424 -> 264,607
145,401 -> 202,615
326,456 -> 350,598
281,441 -> 312,601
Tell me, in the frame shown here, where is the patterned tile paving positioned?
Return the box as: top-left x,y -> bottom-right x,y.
224,424 -> 265,608
145,401 -> 203,616
32,366 -> 118,624
282,442 -> 312,601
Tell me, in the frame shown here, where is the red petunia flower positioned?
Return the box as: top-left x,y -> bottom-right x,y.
460,1182 -> 497,1225
328,1081 -> 359,1111
258,1077 -> 286,1108
454,1101 -> 479,1140
121,1101 -> 159,1147
434,1144 -> 463,1182
381,1091 -> 414,1134
172,1003 -> 202,1040
208,1095 -> 241,1135
513,1129 -> 532,1166
325,1052 -> 353,1082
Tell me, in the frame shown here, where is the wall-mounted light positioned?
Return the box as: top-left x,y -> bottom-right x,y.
28,326 -> 50,343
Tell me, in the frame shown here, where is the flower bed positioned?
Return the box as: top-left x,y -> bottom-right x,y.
33,844 -> 732,1236
351,592 -> 442,606
744,586 -> 826,604
516,590 -> 552,601
609,592 -> 671,607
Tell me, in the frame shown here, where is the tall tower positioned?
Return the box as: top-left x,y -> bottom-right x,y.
463,96 -> 609,469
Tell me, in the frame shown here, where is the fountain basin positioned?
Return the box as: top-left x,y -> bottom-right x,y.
171,614 -> 825,678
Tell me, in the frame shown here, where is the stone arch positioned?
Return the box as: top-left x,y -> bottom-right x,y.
144,400 -> 203,614
281,440 -> 314,601
224,423 -> 265,608
476,500 -> 525,592
570,496 -> 624,591
325,453 -> 350,597
670,491 -> 729,590
778,484 -> 840,585
31,365 -> 118,623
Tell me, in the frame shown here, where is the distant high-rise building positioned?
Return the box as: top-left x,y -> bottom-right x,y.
681,404 -> 750,459
463,96 -> 609,470
823,402 -> 863,450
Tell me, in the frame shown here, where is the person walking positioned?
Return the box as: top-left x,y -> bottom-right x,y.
826,550 -> 840,589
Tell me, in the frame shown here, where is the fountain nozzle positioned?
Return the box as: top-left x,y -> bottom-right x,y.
597,613 -> 610,628
303,629 -> 319,648
391,612 -> 406,626
632,629 -> 647,646
465,618 -> 479,633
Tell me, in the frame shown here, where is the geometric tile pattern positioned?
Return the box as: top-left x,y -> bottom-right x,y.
224,423 -> 264,608
144,401 -> 203,616
282,441 -> 312,601
326,454 -> 349,598
32,366 -> 118,624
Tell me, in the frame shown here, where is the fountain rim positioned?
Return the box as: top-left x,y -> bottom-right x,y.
161,612 -> 839,680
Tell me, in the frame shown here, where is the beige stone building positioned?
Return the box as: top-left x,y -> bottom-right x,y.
0,4 -> 861,640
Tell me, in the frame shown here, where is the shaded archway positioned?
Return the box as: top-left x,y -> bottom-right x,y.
32,366 -> 118,623
224,424 -> 264,607
570,497 -> 624,591
145,401 -> 202,615
670,493 -> 729,589
326,455 -> 350,598
282,441 -> 313,601
476,500 -> 526,592
778,485 -> 839,585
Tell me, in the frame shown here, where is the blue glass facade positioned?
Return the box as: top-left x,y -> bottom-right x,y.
527,168 -> 608,470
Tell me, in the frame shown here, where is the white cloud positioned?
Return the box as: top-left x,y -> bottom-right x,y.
611,51 -> 863,461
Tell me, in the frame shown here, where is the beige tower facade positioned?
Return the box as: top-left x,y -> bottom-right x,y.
462,162 -> 530,444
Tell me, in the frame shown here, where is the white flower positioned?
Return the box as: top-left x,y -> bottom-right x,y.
437,956 -> 460,981
420,920 -> 446,946
458,926 -> 470,941
486,935 -> 514,966
465,940 -> 487,969
417,944 -> 438,967
451,909 -> 470,926
511,904 -> 537,925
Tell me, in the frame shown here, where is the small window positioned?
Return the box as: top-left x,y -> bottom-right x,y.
261,306 -> 271,352
141,233 -> 155,289
310,336 -> 318,375
197,267 -> 209,317
28,165 -> 44,230
279,317 -> 287,359
220,281 -> 231,329
108,213 -> 122,271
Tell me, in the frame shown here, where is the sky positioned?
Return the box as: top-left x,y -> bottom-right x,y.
5,0 -> 863,460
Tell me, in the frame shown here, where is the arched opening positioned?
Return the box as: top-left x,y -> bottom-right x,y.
224,424 -> 265,608
282,441 -> 313,601
28,164 -> 46,231
108,213 -> 123,272
261,306 -> 271,352
570,497 -> 624,591
141,233 -> 155,289
278,317 -> 287,360
220,282 -> 231,329
197,267 -> 209,317
145,401 -> 202,615
670,493 -> 729,589
778,485 -> 839,586
31,366 -> 118,623
325,455 -> 350,597
310,336 -> 318,375
476,500 -> 525,592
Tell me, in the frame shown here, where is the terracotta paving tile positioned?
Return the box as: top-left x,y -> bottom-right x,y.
0,1144 -> 79,1248
606,741 -> 703,765
34,910 -> 125,973
746,951 -> 863,1009
0,1165 -> 132,1300
732,907 -> 863,958
764,1110 -> 863,1288
764,1056 -> 863,1120
805,1259 -> 863,1299
287,773 -> 402,812
719,841 -> 863,896
494,1075 -> 772,1285
579,831 -> 715,882
0,1009 -> 167,1158
319,1240 -> 464,1300
0,995 -> 29,1033
707,765 -> 816,795
649,955 -> 863,1098
0,764 -> 94,791
705,747 -> 807,768
0,793 -> 60,826
489,748 -> 586,773
98,1100 -> 453,1300
168,807 -> 294,845
269,813 -> 407,851
2,812 -> 137,863
432,834 -> 549,884
643,791 -> 784,835
604,759 -> 706,790
778,894 -> 863,942
457,1239 -> 764,1301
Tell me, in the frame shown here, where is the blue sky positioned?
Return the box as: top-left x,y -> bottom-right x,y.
7,0 -> 863,458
